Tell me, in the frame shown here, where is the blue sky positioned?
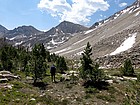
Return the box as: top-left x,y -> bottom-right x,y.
0,0 -> 136,31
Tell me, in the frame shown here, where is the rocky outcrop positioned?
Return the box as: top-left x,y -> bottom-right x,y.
0,71 -> 20,82
0,71 -> 20,89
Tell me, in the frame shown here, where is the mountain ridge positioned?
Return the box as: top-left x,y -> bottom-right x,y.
5,25 -> 43,38
1,21 -> 88,49
90,0 -> 140,29
51,0 -> 140,69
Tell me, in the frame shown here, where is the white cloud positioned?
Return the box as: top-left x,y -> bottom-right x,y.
119,2 -> 127,7
100,14 -> 103,17
38,0 -> 110,24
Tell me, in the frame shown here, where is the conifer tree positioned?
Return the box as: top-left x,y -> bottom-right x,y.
32,44 -> 47,83
1,47 -> 12,71
21,51 -> 30,71
50,53 -> 58,62
90,63 -> 104,84
1,49 -> 8,70
80,42 -> 105,84
80,42 -> 93,80
56,56 -> 68,73
121,58 -> 134,76
40,43 -> 46,60
46,50 -> 51,62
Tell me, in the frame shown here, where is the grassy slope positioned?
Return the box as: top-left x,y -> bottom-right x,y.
0,69 -> 140,105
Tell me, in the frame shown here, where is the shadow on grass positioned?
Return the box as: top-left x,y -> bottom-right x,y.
83,80 -> 109,90
33,82 -> 48,90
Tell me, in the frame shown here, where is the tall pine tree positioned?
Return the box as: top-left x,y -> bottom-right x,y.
80,42 -> 93,81
80,42 -> 105,84
1,46 -> 13,71
32,44 -> 47,83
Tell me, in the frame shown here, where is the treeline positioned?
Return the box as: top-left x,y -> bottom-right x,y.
0,39 -> 137,85
0,42 -> 68,83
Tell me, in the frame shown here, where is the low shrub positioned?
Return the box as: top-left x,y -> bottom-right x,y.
85,87 -> 99,94
96,94 -> 116,102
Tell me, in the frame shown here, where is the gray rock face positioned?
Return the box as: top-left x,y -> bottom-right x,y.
0,25 -> 8,37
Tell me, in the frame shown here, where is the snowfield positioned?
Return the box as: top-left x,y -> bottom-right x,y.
15,41 -> 24,46
51,38 -> 58,45
74,51 -> 84,56
110,33 -> 137,55
54,47 -> 72,54
61,45 -> 86,55
50,38 -> 65,45
135,11 -> 140,16
84,29 -> 94,34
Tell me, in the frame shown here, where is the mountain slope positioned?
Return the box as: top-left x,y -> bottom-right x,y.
0,25 -> 8,37
51,0 -> 140,64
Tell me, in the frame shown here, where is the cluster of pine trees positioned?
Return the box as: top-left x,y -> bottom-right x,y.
0,41 -> 68,83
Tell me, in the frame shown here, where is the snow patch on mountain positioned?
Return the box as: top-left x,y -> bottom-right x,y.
47,46 -> 54,50
84,29 -> 94,34
8,37 -> 16,41
74,51 -> 84,56
123,7 -> 131,14
15,41 -> 24,46
8,35 -> 27,40
114,13 -> 121,19
51,38 -> 65,45
51,38 -> 58,45
110,33 -> 137,55
61,45 -> 86,55
54,47 -> 72,54
29,37 -> 36,40
135,11 -> 140,16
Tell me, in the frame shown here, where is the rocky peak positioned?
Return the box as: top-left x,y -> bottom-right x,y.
45,21 -> 88,36
129,0 -> 140,9
134,0 -> 140,6
6,25 -> 43,38
0,25 -> 8,37
55,21 -> 88,34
